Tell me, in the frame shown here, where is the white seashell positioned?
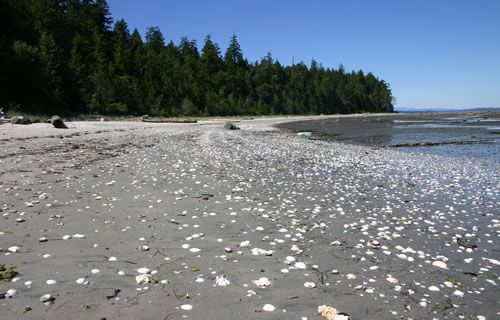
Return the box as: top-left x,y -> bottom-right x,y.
294,262 -> 307,269
136,274 -> 152,284
189,248 -> 201,253
6,289 -> 17,297
137,267 -> 150,274
215,275 -> 230,286
39,294 -> 53,302
180,304 -> 193,311
117,271 -> 125,276
346,273 -> 357,280
453,290 -> 464,297
262,304 -> 275,312
386,276 -> 398,284
432,261 -> 447,269
484,258 -> 500,266
76,278 -> 85,284
108,256 -> 117,262
91,269 -> 100,274
239,240 -> 250,247
24,281 -> 32,286
8,246 -> 20,253
62,235 -> 72,240
253,277 -> 271,288
46,279 -> 57,285
304,281 -> 316,288
73,234 -> 86,239
428,286 -> 440,292
280,268 -> 289,273
251,248 -> 274,256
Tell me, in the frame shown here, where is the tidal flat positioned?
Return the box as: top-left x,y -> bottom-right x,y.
0,114 -> 498,320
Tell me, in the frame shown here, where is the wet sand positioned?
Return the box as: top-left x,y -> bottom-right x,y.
1,115 -> 499,320
278,111 -> 500,161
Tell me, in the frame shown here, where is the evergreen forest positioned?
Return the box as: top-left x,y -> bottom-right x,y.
0,0 -> 394,116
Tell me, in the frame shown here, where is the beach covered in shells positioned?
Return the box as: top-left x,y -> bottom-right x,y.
1,114 -> 498,320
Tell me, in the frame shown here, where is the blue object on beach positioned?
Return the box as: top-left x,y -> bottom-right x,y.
297,131 -> 313,137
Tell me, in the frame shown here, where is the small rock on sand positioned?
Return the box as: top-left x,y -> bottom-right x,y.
224,122 -> 239,130
51,115 -> 67,129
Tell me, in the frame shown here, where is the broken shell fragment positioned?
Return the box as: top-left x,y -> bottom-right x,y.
215,275 -> 230,286
318,305 -> 337,320
136,274 -> 152,284
253,277 -> 271,288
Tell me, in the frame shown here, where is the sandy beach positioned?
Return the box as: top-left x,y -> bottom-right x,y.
1,115 -> 498,320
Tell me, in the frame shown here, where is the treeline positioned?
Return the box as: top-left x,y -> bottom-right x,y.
0,0 -> 394,116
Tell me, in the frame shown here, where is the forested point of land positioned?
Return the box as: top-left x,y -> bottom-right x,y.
0,0 -> 394,117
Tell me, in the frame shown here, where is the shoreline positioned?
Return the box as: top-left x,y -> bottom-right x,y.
1,116 -> 498,320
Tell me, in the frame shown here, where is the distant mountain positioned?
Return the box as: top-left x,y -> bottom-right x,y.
395,107 -> 499,113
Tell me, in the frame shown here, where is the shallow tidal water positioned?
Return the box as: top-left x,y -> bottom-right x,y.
278,112 -> 500,162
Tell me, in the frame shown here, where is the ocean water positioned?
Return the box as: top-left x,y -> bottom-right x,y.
278,112 -> 500,162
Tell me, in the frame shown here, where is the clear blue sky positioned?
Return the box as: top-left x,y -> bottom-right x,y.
107,0 -> 500,110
